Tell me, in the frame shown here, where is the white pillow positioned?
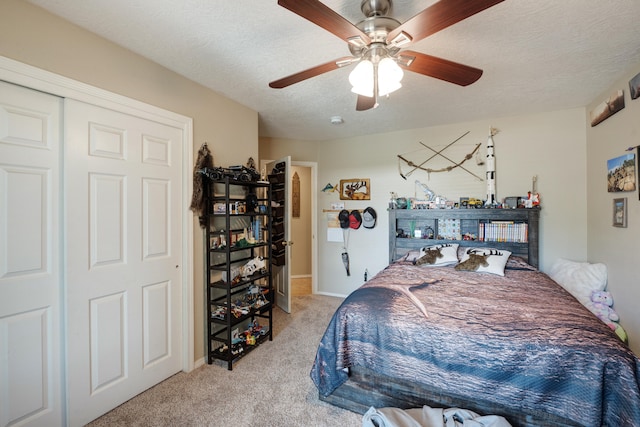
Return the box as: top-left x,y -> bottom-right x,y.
548,258 -> 607,305
414,243 -> 459,267
456,247 -> 512,276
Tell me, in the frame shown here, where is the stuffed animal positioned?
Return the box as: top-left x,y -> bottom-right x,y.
586,290 -> 619,330
414,247 -> 443,266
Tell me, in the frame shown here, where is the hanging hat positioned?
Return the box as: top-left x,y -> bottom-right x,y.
349,210 -> 362,229
362,207 -> 377,229
338,209 -> 350,229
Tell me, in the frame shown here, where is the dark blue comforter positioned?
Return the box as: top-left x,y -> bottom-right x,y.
310,262 -> 640,426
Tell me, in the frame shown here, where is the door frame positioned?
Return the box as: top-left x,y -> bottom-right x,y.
292,161 -> 318,294
261,159 -> 318,296
0,56 -> 195,375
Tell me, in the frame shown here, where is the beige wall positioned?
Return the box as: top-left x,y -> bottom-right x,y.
0,0 -> 259,363
586,64 -> 640,353
265,109 -> 589,296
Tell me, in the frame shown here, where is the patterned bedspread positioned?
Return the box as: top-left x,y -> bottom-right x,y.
310,261 -> 640,426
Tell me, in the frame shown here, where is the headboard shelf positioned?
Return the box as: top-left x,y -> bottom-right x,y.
389,208 -> 540,267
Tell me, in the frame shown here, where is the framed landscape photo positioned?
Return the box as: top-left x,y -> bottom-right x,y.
607,153 -> 636,192
613,197 -> 627,228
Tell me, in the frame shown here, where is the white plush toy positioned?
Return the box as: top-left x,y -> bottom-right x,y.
586,290 -> 619,330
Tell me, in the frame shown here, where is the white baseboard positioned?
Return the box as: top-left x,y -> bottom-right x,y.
194,357 -> 206,369
313,291 -> 349,299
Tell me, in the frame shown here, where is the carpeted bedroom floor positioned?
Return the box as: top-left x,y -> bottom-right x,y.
87,291 -> 362,427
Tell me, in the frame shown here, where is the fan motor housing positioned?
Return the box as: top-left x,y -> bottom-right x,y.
349,15 -> 400,56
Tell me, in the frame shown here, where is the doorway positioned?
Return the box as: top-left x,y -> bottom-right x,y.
290,164 -> 312,296
290,163 -> 316,296
261,159 -> 317,302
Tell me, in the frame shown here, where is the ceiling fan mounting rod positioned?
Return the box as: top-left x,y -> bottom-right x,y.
361,0 -> 392,18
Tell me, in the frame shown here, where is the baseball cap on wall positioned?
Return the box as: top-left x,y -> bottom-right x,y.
339,209 -> 350,229
349,210 -> 362,229
362,207 -> 377,229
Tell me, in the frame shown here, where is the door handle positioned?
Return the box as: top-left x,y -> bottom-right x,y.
283,241 -> 294,246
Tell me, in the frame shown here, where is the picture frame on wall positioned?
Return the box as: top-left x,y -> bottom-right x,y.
613,197 -> 627,228
607,153 -> 636,192
590,89 -> 625,127
629,72 -> 640,100
339,178 -> 370,200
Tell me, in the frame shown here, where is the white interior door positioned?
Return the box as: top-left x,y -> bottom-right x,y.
266,157 -> 292,313
0,81 -> 63,426
65,100 -> 183,426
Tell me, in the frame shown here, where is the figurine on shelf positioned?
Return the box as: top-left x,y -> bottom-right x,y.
240,256 -> 266,278
524,191 -> 540,208
524,175 -> 541,208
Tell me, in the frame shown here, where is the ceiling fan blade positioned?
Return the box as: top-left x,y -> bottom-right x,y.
356,95 -> 376,111
269,56 -> 355,89
388,0 -> 505,46
399,51 -> 483,86
278,0 -> 371,46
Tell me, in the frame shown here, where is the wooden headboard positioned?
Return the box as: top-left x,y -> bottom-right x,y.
389,208 -> 540,268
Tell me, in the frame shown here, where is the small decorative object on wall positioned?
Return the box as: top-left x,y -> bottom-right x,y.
190,142 -> 214,228
590,89 -> 625,127
340,178 -> 370,200
607,153 -> 636,192
321,182 -> 337,192
292,171 -> 300,217
629,72 -> 640,100
613,197 -> 627,228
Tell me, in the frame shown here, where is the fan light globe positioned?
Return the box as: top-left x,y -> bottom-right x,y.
349,60 -> 374,97
349,57 -> 403,97
378,57 -> 403,96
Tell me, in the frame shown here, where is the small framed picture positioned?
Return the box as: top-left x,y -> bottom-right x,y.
613,198 -> 627,228
339,178 -> 370,200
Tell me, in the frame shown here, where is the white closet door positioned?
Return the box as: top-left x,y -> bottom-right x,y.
64,100 -> 183,426
0,81 -> 63,426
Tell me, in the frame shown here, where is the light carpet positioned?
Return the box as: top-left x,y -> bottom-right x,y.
87,294 -> 362,426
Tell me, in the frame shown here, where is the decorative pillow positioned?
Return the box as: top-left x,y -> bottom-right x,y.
414,243 -> 459,267
548,258 -> 607,305
455,247 -> 512,276
400,250 -> 421,263
505,255 -> 538,271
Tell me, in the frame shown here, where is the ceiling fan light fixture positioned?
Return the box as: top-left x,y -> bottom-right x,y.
378,57 -> 403,80
378,80 -> 402,97
349,56 -> 403,97
349,60 -> 375,97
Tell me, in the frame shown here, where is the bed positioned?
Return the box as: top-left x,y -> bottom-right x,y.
310,209 -> 640,427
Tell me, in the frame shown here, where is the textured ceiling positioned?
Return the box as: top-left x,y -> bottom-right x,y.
27,0 -> 640,141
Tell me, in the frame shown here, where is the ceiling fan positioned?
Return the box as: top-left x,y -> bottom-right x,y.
269,0 -> 505,111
